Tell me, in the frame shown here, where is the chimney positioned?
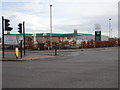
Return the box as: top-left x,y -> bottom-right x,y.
74,29 -> 77,34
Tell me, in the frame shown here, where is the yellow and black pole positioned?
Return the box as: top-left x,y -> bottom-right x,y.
15,47 -> 19,58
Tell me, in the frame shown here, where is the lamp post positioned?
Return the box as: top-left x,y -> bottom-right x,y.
50,4 -> 52,49
109,18 -> 112,39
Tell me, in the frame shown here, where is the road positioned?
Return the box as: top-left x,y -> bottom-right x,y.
2,47 -> 118,88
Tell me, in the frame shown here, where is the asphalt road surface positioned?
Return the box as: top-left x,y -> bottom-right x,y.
2,47 -> 118,88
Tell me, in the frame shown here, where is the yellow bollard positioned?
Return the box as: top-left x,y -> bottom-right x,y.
15,47 -> 19,58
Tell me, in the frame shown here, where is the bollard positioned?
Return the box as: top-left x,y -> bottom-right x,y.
55,45 -> 57,56
15,47 -> 19,58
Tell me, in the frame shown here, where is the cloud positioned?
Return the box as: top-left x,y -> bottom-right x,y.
1,0 -> 44,2
57,0 -> 118,3
0,0 -> 118,37
1,10 -> 50,33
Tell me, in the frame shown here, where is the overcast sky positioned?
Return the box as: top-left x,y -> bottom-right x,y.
0,0 -> 119,37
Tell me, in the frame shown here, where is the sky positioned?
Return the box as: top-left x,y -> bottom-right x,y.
0,0 -> 119,37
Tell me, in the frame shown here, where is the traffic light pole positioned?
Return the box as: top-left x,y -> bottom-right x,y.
20,40 -> 22,59
2,16 -> 5,58
23,21 -> 26,55
18,23 -> 23,58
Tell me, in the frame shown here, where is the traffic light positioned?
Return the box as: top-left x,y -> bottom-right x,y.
95,31 -> 101,41
5,19 -> 13,31
18,23 -> 22,33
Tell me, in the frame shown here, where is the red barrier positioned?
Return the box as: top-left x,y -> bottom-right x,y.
81,41 -> 86,48
94,40 -> 117,47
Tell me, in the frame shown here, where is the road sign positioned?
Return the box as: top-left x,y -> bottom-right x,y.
95,31 -> 101,41
4,35 -> 23,45
95,24 -> 101,30
4,35 -> 17,45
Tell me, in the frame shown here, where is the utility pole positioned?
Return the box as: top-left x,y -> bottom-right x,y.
50,4 -> 52,49
109,18 -> 112,39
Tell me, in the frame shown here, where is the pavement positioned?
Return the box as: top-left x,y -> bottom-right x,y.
0,49 -> 56,61
0,48 -> 79,61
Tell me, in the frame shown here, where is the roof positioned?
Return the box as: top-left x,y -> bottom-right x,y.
4,34 -> 32,36
36,33 -> 63,36
63,33 -> 92,36
36,33 -> 92,37
5,33 -> 93,37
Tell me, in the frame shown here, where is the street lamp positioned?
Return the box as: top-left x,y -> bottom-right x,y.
50,4 -> 52,49
109,18 -> 112,39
